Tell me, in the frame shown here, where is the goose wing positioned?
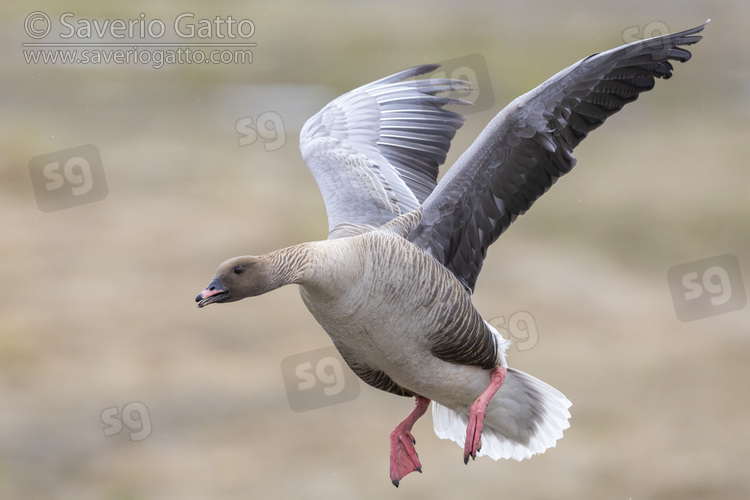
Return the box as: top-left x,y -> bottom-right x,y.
409,22 -> 707,291
299,65 -> 469,238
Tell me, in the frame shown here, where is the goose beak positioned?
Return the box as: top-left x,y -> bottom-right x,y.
196,277 -> 229,308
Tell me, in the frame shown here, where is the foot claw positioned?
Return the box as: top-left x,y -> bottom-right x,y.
390,430 -> 423,486
389,396 -> 430,487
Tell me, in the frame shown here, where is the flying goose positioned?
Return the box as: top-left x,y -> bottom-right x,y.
197,22 -> 706,486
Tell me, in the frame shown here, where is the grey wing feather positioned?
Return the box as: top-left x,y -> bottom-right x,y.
409,22 -> 707,291
299,65 -> 470,238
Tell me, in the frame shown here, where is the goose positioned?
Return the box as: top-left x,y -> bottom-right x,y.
196,22 -> 706,486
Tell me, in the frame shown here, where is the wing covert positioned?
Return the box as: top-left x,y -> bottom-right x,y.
299,65 -> 469,237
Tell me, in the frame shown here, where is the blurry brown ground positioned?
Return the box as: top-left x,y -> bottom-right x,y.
2,1 -> 749,499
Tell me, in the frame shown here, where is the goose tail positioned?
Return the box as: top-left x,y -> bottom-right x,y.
431,367 -> 572,461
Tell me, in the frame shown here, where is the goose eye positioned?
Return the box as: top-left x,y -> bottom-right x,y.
233,266 -> 244,275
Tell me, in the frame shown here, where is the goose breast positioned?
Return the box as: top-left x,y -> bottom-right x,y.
298,231 -> 501,407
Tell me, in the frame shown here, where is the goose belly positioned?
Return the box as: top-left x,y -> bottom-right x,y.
298,234 -> 496,407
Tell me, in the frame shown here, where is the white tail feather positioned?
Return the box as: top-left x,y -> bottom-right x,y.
432,367 -> 572,461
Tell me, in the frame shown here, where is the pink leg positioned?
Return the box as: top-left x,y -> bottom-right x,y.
389,396 -> 430,487
464,366 -> 507,464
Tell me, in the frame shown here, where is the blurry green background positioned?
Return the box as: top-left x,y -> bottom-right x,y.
2,1 -> 748,499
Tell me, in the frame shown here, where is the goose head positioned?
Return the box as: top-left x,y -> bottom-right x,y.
195,255 -> 276,308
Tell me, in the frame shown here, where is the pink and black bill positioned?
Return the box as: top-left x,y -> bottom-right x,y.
195,277 -> 229,308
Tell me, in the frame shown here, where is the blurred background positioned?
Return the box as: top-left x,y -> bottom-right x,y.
2,1 -> 748,498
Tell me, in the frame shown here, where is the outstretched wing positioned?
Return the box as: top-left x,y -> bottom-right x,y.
299,65 -> 469,238
409,22 -> 707,291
